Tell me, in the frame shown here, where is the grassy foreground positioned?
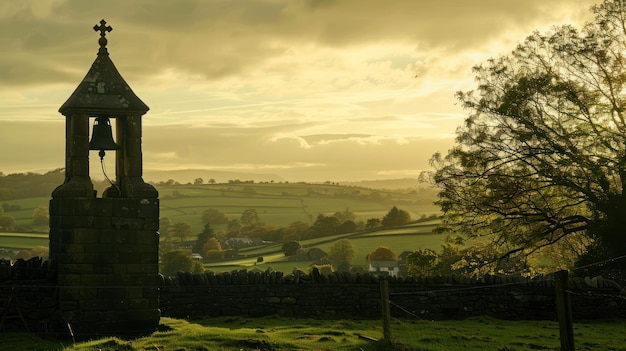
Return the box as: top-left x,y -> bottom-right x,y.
3,316 -> 625,351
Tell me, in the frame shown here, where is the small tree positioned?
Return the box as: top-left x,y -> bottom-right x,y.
226,219 -> 242,237
337,220 -> 357,234
159,217 -> 172,237
328,239 -> 356,271
193,177 -> 204,185
333,208 -> 356,223
161,250 -> 194,276
203,237 -> 222,252
405,248 -> 438,276
201,208 -> 229,225
32,206 -> 49,226
368,246 -> 397,261
382,206 -> 411,227
0,215 -> 16,232
193,223 -> 216,253
366,218 -> 381,229
240,209 -> 260,227
311,214 -> 340,237
282,241 -> 302,256
171,222 -> 192,242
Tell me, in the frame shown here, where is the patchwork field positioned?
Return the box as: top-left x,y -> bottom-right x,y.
203,221 -> 445,273
0,182 -> 441,270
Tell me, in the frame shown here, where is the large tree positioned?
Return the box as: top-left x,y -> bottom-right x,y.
423,0 -> 626,274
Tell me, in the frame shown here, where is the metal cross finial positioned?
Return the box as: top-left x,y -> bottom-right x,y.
94,19 -> 112,37
93,19 -> 113,54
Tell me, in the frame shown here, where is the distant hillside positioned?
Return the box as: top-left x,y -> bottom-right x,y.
142,169 -> 285,184
337,178 -> 421,190
141,170 -> 424,190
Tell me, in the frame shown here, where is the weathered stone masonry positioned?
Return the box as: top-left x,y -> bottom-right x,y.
49,196 -> 159,334
158,270 -> 625,321
0,262 -> 623,333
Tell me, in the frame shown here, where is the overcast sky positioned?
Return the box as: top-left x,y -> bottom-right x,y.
0,0 -> 597,182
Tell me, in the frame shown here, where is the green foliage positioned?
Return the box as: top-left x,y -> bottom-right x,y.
405,248 -> 438,276
366,218 -> 381,229
367,246 -> 397,261
0,168 -> 64,201
332,208 -> 356,223
192,223 -> 216,254
31,206 -> 48,226
161,250 -> 194,276
200,208 -> 229,225
0,215 -> 16,232
381,206 -> 411,227
423,0 -> 626,276
170,222 -> 192,242
281,241 -> 302,256
203,249 -> 224,260
200,237 -> 222,260
226,219 -> 242,237
328,239 -> 356,271
307,214 -> 340,238
240,208 -> 260,227
7,316 -> 626,351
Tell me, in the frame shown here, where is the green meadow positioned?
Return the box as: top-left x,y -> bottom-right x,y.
1,182 -> 438,234
5,316 -> 625,351
0,182 -> 442,271
204,221 -> 445,273
0,233 -> 48,250
158,182 -> 439,233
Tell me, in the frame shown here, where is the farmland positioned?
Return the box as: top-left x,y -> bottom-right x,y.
157,181 -> 439,233
0,181 -> 442,270
0,181 -> 438,233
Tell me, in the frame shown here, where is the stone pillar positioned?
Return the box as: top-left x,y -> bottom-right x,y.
51,19 -> 159,336
115,115 -> 157,198
49,196 -> 160,335
52,114 -> 94,198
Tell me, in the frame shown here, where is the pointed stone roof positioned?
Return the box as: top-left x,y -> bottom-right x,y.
59,20 -> 149,116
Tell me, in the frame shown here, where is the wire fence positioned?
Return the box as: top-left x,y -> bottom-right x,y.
0,255 -> 624,348
381,255 -> 626,350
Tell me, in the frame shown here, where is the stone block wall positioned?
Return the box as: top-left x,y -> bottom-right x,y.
0,258 -> 58,334
1,261 -> 623,336
159,270 -> 626,321
49,196 -> 160,335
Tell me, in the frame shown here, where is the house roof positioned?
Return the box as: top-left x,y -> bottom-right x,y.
369,260 -> 398,268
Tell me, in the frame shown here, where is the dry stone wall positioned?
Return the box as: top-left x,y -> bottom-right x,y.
0,258 -> 58,334
1,259 -> 624,335
159,269 -> 625,321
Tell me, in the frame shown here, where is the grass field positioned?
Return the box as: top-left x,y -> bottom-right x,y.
1,182 -> 438,235
0,182 -> 441,271
4,316 -> 625,351
158,182 -> 439,233
0,233 -> 48,250
203,221 -> 446,273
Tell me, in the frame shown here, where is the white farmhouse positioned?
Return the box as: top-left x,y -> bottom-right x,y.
368,260 -> 400,277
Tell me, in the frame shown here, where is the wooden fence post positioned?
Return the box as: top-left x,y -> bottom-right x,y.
555,270 -> 575,351
380,279 -> 392,342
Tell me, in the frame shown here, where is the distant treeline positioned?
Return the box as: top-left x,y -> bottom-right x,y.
0,169 -> 65,200
0,169 -> 113,201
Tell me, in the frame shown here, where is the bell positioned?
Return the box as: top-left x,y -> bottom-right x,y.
89,116 -> 119,153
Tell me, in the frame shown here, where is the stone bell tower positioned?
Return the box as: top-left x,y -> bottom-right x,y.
49,20 -> 160,335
